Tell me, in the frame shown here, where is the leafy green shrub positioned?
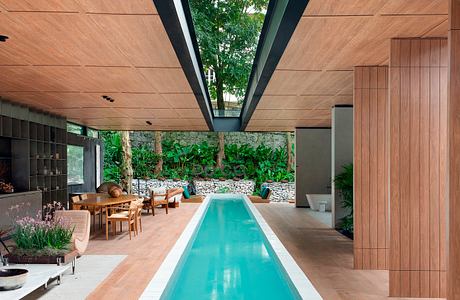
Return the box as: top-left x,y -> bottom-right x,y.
132,146 -> 160,178
334,164 -> 353,233
100,131 -> 122,182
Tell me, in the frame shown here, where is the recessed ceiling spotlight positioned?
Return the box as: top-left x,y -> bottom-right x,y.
0,35 -> 9,42
101,95 -> 115,102
146,121 -> 152,125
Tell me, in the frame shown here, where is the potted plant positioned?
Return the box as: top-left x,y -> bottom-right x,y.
334,164 -> 353,239
7,202 -> 75,264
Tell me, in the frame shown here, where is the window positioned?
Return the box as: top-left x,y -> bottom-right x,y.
67,145 -> 84,185
87,128 -> 98,138
67,123 -> 84,135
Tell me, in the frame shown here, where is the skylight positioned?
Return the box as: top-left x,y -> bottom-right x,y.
188,0 -> 269,118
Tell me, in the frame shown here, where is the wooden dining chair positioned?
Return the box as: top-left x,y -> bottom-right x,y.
79,194 -> 102,231
71,196 -> 82,210
106,203 -> 137,240
134,198 -> 143,234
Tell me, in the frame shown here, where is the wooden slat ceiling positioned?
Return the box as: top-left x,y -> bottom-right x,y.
0,0 -> 208,131
246,0 -> 448,132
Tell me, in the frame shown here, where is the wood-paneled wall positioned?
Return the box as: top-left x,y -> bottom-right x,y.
353,66 -> 389,270
389,38 -> 448,298
449,1 -> 460,299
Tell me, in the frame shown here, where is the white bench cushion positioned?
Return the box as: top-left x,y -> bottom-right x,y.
150,187 -> 167,200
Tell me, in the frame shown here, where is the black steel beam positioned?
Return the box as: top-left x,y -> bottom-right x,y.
239,0 -> 310,131
153,0 -> 214,131
213,118 -> 241,132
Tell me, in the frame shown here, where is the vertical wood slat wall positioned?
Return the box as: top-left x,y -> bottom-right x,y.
389,38 -> 448,298
449,1 -> 460,299
354,66 -> 389,270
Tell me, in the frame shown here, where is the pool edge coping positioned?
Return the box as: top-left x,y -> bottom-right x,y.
140,194 -> 323,300
140,195 -> 212,299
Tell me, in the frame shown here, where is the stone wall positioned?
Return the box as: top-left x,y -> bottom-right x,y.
194,179 -> 255,195
132,179 -> 189,197
262,182 -> 295,203
131,178 -> 294,203
131,131 -> 293,151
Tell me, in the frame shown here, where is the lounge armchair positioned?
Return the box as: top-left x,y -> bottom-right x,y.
248,187 -> 271,203
54,210 -> 91,256
144,187 -> 169,216
167,187 -> 184,208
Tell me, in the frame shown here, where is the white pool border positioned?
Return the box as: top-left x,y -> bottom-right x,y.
140,194 -> 322,300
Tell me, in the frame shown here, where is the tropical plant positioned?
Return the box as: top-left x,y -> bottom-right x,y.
100,131 -> 122,182
132,146 -> 160,178
334,164 -> 353,233
189,0 -> 268,110
101,132 -> 295,191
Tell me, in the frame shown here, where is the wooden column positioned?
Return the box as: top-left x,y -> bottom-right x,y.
353,66 -> 389,270
449,1 -> 460,299
389,38 -> 448,298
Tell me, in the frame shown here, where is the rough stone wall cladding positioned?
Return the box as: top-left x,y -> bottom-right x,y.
132,179 -> 189,197
131,178 -> 294,202
262,182 -> 295,202
130,131 -> 293,150
194,180 -> 255,195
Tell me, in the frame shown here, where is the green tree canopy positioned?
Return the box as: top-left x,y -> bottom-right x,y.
189,0 -> 268,111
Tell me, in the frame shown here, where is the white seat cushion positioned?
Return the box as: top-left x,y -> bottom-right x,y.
150,187 -> 166,200
169,194 -> 182,203
110,211 -> 129,218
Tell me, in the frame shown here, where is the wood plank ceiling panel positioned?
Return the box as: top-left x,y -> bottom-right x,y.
0,0 -> 204,131
0,0 -> 80,12
77,0 -> 158,14
247,0 -> 448,132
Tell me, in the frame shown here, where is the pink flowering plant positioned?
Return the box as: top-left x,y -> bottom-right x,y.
11,202 -> 74,256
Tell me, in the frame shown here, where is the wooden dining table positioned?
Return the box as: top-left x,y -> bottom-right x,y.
76,194 -> 138,240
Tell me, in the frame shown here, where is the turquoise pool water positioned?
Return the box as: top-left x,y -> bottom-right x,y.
161,196 -> 301,300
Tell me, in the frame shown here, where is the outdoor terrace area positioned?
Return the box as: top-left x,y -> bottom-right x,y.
20,203 -> 387,300
1,0 -> 460,299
